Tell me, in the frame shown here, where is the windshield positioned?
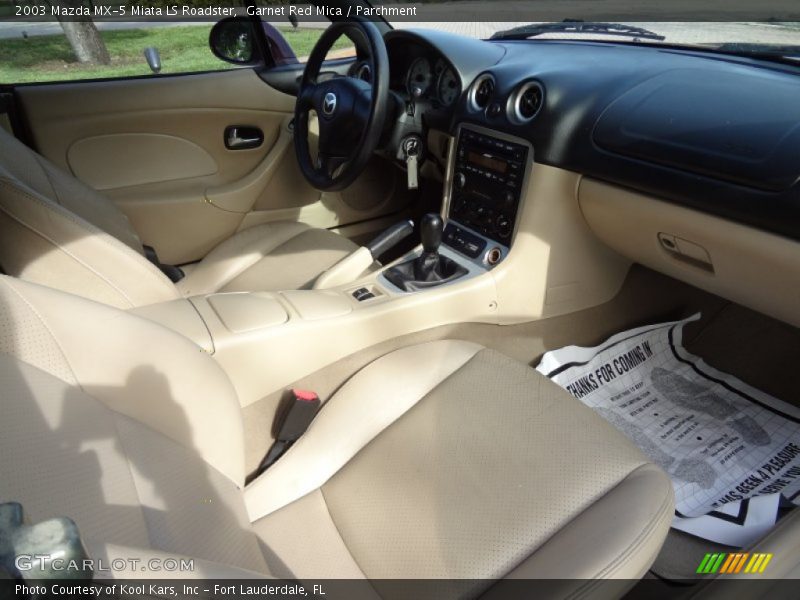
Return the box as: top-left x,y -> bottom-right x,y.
387,21 -> 800,45
391,21 -> 798,47
371,1 -> 800,59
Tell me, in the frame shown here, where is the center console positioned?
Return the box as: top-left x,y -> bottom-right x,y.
380,124 -> 532,293
445,124 -> 531,266
133,123 -> 538,406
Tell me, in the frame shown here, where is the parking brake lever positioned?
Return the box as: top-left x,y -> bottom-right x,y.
367,219 -> 415,260
313,220 -> 415,290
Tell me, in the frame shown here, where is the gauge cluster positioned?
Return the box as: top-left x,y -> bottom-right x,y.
395,52 -> 462,109
437,65 -> 460,107
345,35 -> 481,120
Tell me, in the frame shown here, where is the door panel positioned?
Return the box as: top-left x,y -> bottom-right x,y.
68,133 -> 218,190
18,69 -> 294,170
207,116 -> 406,234
16,69 -> 290,263
16,67 -> 409,265
103,179 -> 246,266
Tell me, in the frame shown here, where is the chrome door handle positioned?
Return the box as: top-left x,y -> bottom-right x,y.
224,126 -> 264,150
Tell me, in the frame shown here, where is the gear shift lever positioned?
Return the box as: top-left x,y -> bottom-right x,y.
420,213 -> 443,254
384,212 -> 467,291
414,213 -> 447,281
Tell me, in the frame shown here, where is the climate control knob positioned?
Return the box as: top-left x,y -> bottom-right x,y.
495,214 -> 512,239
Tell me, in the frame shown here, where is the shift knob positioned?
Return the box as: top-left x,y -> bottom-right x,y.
420,213 -> 443,254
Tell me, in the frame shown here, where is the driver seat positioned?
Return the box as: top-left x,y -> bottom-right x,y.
0,128 -> 360,309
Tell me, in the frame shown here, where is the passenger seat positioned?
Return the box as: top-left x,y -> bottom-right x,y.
0,275 -> 674,596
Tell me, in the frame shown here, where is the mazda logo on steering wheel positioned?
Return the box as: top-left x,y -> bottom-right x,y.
323,92 -> 337,116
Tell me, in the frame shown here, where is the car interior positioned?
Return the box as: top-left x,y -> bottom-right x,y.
1,6 -> 799,598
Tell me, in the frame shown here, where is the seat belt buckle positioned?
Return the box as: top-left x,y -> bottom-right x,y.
275,389 -> 321,443
248,389 -> 321,483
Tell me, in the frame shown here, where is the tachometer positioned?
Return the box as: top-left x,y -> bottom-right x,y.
437,67 -> 460,107
406,57 -> 433,97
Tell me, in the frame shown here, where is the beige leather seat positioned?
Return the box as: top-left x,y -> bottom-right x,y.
0,128 -> 358,309
0,275 -> 674,594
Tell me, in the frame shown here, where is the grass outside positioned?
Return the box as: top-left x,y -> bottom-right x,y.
0,25 -> 354,84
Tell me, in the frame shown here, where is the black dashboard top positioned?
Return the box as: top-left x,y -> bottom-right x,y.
387,30 -> 800,241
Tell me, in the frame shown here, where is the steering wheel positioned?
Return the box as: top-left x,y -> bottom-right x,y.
294,20 -> 390,192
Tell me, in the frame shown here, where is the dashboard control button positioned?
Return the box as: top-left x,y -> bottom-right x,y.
443,223 -> 486,259
352,288 -> 374,301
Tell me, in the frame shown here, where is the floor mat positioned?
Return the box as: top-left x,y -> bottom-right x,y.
684,303 -> 800,407
537,314 -> 800,547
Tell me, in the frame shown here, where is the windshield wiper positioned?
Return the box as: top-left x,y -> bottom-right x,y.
490,20 -> 665,42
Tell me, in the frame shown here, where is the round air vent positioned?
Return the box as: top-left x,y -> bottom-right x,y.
468,74 -> 495,111
509,81 -> 544,123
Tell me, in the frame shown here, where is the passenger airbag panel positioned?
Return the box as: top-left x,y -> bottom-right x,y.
593,70 -> 800,191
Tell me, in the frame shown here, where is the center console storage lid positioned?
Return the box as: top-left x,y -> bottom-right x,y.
206,292 -> 288,333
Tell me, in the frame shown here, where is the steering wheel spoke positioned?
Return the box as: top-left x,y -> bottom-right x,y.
296,82 -> 319,110
316,153 -> 349,178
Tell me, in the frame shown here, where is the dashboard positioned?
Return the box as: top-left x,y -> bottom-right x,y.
377,29 -> 800,243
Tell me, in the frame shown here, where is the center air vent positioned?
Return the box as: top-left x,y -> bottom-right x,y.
469,74 -> 495,111
509,81 -> 545,123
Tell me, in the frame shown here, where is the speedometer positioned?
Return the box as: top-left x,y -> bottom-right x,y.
437,67 -> 460,107
406,57 -> 433,97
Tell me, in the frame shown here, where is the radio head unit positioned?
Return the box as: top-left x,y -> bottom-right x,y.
447,127 -> 530,249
